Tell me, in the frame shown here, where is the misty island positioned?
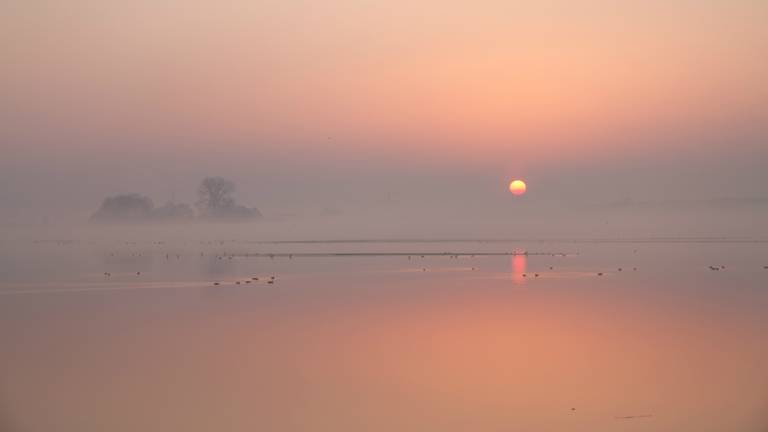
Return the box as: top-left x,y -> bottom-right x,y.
90,177 -> 261,223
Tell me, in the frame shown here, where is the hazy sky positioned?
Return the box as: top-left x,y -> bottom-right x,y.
1,0 -> 767,234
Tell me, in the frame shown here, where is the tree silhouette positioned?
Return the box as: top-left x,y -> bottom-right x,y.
197,177 -> 235,213
196,177 -> 261,218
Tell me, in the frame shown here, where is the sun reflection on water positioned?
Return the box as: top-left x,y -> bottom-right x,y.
511,253 -> 527,284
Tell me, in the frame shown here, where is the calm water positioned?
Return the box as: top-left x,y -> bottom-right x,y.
1,239 -> 767,431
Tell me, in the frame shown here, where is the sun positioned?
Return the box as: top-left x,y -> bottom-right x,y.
509,179 -> 527,196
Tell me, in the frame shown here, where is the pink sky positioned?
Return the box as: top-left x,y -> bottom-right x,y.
1,0 -> 767,232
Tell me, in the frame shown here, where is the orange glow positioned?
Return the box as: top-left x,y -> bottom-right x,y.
511,254 -> 527,284
509,180 -> 527,196
2,1 -> 765,165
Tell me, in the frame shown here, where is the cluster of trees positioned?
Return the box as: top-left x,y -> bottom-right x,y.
90,194 -> 193,222
90,177 -> 261,223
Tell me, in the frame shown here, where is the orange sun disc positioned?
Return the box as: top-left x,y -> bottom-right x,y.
509,180 -> 527,196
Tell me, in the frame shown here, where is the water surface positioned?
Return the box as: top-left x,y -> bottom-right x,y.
1,239 -> 767,431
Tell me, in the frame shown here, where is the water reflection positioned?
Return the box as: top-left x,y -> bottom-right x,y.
1,241 -> 768,431
510,253 -> 527,284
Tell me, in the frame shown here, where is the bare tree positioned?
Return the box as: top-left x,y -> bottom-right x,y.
197,177 -> 235,213
196,176 -> 261,218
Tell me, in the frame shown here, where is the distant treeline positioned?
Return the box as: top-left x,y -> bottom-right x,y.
90,177 -> 262,223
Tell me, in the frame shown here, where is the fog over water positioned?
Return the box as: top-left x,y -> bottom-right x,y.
2,238 -> 768,431
2,1 -> 768,239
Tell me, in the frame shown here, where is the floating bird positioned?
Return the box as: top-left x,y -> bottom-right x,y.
597,272 -> 603,276
267,280 -> 274,284
534,273 -> 540,277
615,414 -> 653,420
213,282 -> 220,286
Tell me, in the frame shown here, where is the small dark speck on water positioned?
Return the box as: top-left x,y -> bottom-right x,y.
615,414 -> 653,420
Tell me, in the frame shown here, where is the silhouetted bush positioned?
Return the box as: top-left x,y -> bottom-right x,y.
151,201 -> 195,220
90,194 -> 154,222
